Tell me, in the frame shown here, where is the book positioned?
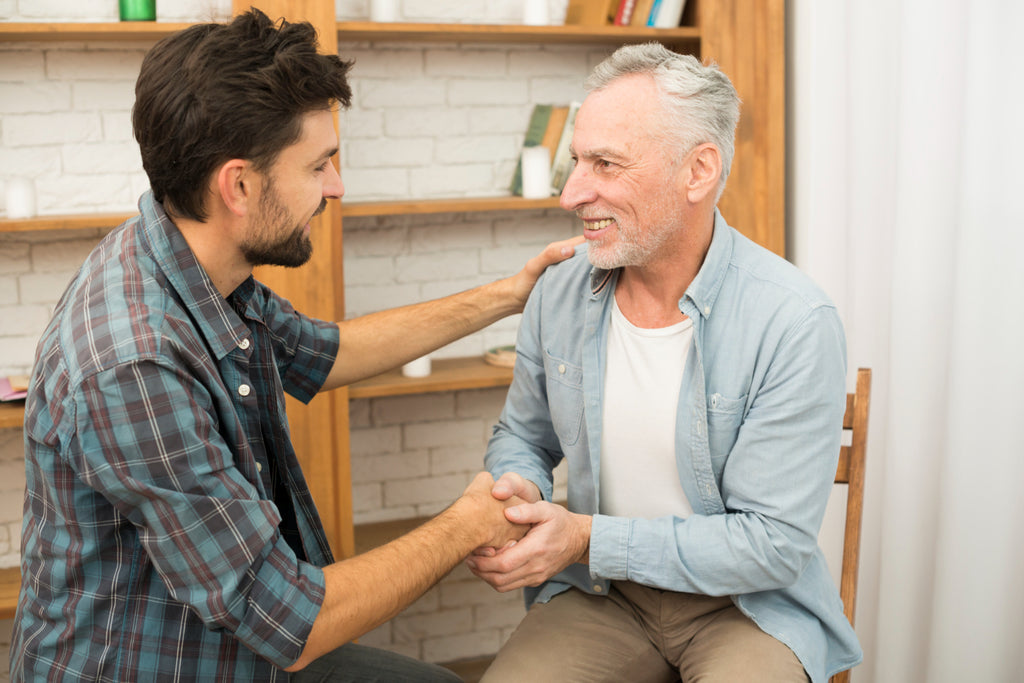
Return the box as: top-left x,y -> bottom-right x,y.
549,101 -> 582,193
510,104 -> 553,196
540,106 -> 570,162
651,0 -> 687,28
564,0 -> 620,26
613,0 -> 637,26
630,0 -> 657,27
646,0 -> 662,26
0,375 -> 28,402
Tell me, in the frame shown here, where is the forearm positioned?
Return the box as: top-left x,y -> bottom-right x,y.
322,278 -> 517,390
320,236 -> 583,391
285,475 -> 524,671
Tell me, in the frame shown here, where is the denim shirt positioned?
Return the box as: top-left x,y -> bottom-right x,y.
486,211 -> 862,682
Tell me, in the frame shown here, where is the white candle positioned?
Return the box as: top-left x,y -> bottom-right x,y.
370,0 -> 399,22
402,356 -> 432,378
5,179 -> 36,219
523,0 -> 550,25
520,146 -> 552,199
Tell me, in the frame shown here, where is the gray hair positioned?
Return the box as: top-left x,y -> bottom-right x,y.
585,43 -> 740,199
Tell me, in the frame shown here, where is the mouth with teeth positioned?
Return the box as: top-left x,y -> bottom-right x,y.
583,217 -> 615,237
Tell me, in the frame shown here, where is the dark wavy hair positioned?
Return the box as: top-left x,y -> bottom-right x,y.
132,8 -> 354,221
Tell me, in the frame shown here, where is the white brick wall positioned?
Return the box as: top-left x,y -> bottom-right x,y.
1,0 -> 593,672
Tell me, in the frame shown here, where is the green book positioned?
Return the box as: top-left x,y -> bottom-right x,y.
510,104 -> 553,196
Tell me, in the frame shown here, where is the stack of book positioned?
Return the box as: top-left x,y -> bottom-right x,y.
564,0 -> 688,28
510,102 -> 581,197
0,374 -> 28,402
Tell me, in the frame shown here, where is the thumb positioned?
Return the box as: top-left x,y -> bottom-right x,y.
504,502 -> 544,524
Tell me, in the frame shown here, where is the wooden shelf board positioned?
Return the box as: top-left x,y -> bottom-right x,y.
349,356 -> 513,399
0,403 -> 25,430
337,21 -> 699,47
0,21 -> 699,49
0,197 -> 563,233
0,213 -> 130,234
340,195 -> 562,217
0,566 -> 20,620
0,21 -> 192,42
2,357 -> 509,424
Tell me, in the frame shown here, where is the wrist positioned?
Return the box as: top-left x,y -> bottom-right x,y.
574,513 -> 593,565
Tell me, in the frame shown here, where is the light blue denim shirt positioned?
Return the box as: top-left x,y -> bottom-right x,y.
486,211 -> 862,682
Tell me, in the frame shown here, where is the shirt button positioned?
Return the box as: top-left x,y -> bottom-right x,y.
558,364 -> 566,374
593,584 -> 603,593
238,384 -> 251,397
256,462 -> 263,472
239,338 -> 251,350
704,305 -> 711,316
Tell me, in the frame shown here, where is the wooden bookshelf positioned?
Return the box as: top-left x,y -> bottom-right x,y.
0,196 -> 563,234
0,355 -> 511,430
336,21 -> 700,48
0,20 -> 698,49
0,566 -> 20,619
349,356 -> 513,399
0,403 -> 25,430
0,21 -> 191,42
340,195 -> 562,218
0,213 -> 130,234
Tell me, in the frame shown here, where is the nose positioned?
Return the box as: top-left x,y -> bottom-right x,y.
558,161 -> 592,211
324,160 -> 344,200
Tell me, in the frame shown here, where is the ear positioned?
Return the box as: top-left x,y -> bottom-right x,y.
682,143 -> 722,204
214,158 -> 254,218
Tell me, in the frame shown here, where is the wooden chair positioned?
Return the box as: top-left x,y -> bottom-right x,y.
830,368 -> 872,683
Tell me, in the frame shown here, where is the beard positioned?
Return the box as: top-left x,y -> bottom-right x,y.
585,216 -> 676,270
241,178 -> 325,268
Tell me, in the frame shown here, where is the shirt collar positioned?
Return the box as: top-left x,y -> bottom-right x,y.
136,190 -> 253,360
682,209 -> 733,321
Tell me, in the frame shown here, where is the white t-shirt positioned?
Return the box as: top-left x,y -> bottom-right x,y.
599,297 -> 694,520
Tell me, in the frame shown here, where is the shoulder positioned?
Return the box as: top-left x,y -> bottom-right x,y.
726,229 -> 837,316
46,225 -> 193,385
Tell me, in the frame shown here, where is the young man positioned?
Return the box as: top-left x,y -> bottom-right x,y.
468,44 -> 862,682
11,10 -> 578,681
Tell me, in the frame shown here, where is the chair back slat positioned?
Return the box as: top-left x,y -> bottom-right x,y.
831,368 -> 871,683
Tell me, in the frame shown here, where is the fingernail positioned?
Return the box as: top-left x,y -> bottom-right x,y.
507,507 -> 520,520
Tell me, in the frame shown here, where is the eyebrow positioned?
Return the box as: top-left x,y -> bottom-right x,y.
570,144 -> 626,162
314,147 -> 339,165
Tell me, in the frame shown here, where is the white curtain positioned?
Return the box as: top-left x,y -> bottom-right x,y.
788,0 -> 1024,680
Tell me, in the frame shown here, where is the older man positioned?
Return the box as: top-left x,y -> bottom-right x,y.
468,43 -> 861,683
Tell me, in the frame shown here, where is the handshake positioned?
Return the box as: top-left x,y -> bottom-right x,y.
457,472 -> 592,593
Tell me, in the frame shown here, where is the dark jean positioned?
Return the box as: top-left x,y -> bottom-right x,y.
291,642 -> 463,683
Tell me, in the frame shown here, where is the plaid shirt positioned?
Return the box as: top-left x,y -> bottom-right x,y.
13,192 -> 340,681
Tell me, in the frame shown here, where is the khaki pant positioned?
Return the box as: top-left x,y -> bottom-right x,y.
482,582 -> 809,683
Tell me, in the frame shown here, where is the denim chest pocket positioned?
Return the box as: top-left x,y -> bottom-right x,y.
706,392 -> 747,461
544,350 -> 585,446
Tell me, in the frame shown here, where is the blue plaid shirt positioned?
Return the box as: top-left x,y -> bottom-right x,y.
13,191 -> 340,681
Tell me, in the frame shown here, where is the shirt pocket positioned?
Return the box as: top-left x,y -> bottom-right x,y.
543,349 -> 585,446
706,391 -> 747,462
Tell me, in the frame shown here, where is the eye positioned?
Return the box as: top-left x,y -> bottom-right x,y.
315,161 -> 330,173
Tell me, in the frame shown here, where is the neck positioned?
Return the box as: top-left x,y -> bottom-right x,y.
173,210 -> 252,299
614,210 -> 715,328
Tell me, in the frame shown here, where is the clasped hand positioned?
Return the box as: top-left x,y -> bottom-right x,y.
465,472 -> 592,592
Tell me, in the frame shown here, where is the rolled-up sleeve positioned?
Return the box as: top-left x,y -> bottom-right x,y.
256,284 -> 339,403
